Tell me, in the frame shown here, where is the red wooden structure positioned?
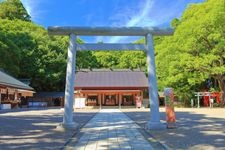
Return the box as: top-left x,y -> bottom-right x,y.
203,92 -> 221,106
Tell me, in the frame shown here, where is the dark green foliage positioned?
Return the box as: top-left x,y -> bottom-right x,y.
77,51 -> 100,69
0,30 -> 20,75
0,19 -> 68,91
0,18 -> 99,91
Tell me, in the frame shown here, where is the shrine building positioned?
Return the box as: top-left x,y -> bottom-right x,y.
74,69 -> 148,107
0,70 -> 34,109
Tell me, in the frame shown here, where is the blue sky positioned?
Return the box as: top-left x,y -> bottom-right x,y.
21,0 -> 204,43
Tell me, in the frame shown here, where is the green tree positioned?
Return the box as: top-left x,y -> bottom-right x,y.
0,19 -> 68,91
93,51 -> 120,68
76,51 -> 100,69
0,30 -> 21,75
118,51 -> 146,69
155,0 -> 225,104
0,0 -> 31,21
0,18 -> 97,91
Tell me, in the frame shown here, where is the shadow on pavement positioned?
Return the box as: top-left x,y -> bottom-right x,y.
0,108 -> 98,150
123,109 -> 225,149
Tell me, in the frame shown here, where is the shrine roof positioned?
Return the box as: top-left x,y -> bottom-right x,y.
0,70 -> 34,91
75,69 -> 148,89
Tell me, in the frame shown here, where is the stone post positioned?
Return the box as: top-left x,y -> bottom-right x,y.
146,33 -> 165,130
61,34 -> 78,129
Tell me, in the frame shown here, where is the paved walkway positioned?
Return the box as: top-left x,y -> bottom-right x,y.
72,109 -> 153,150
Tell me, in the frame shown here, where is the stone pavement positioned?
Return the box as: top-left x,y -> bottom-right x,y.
71,109 -> 153,150
122,108 -> 225,150
0,108 -> 98,150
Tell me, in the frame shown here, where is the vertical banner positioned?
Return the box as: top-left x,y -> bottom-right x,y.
164,88 -> 176,128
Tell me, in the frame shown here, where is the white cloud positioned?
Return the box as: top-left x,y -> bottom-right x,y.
103,0 -> 155,43
21,0 -> 46,22
125,0 -> 155,27
94,0 -> 202,43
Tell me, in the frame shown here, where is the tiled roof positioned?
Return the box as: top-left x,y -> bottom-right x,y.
75,69 -> 148,89
0,70 -> 34,91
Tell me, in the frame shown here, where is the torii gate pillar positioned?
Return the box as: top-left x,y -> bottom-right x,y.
146,34 -> 165,129
61,34 -> 78,129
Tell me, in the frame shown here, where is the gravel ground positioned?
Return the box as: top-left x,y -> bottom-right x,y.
0,108 -> 99,150
122,107 -> 225,150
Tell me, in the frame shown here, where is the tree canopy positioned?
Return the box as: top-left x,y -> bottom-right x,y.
0,0 -> 31,21
0,19 -> 68,91
0,0 -> 224,105
155,0 -> 225,104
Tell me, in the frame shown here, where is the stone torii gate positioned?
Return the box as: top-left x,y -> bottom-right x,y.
48,27 -> 174,130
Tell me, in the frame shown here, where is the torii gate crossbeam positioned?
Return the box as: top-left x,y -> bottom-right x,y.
47,26 -> 174,130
